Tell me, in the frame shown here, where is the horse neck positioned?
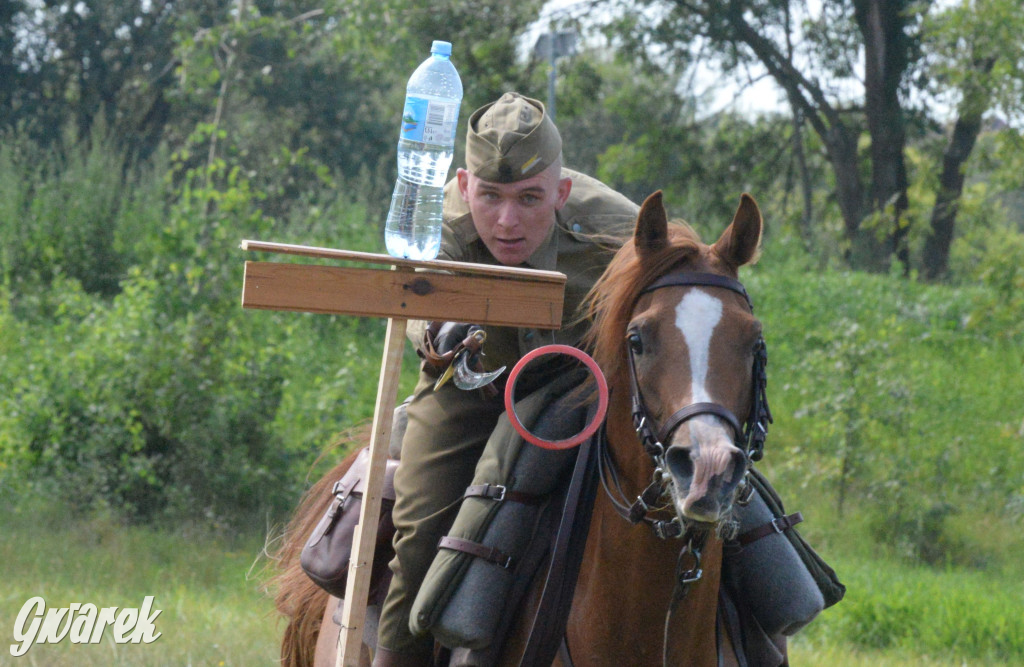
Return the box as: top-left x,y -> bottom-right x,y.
565,383 -> 725,666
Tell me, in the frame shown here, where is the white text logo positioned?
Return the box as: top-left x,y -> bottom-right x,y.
10,596 -> 162,657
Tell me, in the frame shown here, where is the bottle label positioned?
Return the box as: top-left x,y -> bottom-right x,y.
400,96 -> 459,144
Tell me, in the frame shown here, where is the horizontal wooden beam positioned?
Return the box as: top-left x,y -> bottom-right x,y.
241,261 -> 565,329
240,240 -> 565,284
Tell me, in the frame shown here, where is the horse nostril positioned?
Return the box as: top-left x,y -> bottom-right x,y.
722,448 -> 748,496
664,445 -> 694,487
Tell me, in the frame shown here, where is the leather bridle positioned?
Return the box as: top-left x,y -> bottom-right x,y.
628,271 -> 771,466
598,271 -> 773,541
588,270 -> 774,667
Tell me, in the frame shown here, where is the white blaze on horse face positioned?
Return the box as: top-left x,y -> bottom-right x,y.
675,289 -> 723,405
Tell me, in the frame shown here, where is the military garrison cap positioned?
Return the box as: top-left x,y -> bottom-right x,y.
465,92 -> 562,183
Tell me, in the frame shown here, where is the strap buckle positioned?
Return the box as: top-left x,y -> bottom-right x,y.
653,518 -> 683,540
772,513 -> 798,533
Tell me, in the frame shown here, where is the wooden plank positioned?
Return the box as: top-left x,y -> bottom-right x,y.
240,240 -> 565,284
337,316 -> 407,667
242,261 -> 565,329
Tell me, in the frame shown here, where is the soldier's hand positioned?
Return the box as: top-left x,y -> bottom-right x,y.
419,322 -> 484,376
432,322 -> 476,356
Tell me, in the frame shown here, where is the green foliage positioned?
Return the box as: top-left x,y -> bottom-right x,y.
0,131 -> 391,527
923,0 -> 1024,120
3,501 -> 1023,664
0,122 -> 153,298
793,553 -> 1024,662
0,505 -> 278,665
748,256 -> 1024,566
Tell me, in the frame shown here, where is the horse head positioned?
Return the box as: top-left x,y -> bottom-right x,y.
588,190 -> 765,529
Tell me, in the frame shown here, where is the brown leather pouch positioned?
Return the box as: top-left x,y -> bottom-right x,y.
300,446 -> 400,598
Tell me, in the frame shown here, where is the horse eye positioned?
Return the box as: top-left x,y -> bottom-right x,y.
626,331 -> 644,354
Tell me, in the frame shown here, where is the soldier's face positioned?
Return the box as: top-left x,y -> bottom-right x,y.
457,164 -> 572,266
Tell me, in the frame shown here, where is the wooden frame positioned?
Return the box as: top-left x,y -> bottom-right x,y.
240,241 -> 566,666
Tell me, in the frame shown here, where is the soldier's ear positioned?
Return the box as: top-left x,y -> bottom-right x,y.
555,175 -> 572,210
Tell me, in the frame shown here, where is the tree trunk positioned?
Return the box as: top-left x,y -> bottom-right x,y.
922,114 -> 985,280
721,5 -> 867,259
853,0 -> 912,273
825,124 -> 866,251
922,56 -> 996,281
791,110 -> 814,249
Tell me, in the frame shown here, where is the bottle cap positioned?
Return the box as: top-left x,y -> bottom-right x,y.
431,41 -> 452,57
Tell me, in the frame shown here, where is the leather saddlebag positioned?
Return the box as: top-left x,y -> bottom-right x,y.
300,446 -> 400,598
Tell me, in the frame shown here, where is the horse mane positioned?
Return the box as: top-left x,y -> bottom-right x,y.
582,221 -> 703,388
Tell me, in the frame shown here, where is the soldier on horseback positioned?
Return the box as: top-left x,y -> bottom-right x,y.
374,92 -> 638,666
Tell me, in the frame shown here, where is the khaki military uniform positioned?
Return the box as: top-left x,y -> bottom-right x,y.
377,169 -> 638,657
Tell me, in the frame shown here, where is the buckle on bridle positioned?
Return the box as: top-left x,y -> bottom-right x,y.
735,475 -> 754,506
653,517 -> 683,540
677,539 -> 703,583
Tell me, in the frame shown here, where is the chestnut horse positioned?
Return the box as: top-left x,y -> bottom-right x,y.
268,190 -> 768,666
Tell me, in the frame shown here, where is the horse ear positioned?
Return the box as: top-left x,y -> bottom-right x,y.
635,190 -> 669,256
713,193 -> 762,267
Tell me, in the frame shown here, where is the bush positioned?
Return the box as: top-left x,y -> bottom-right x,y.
747,254 -> 1024,567
0,122 -> 162,299
0,138 -> 392,527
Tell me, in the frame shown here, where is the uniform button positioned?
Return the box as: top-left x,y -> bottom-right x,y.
572,223 -> 581,232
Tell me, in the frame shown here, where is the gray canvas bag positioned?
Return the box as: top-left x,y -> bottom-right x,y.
723,467 -> 846,637
410,369 -> 589,649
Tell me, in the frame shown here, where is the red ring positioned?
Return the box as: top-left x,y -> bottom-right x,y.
503,344 -> 609,450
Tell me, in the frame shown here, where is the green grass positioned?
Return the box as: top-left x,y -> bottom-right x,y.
788,643 -> 1014,667
793,552 -> 1024,666
0,504 -> 280,666
3,501 -> 1023,666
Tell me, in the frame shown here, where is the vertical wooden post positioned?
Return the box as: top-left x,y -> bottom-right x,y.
336,314 -> 408,667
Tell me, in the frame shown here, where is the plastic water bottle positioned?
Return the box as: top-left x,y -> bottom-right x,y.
384,40 -> 463,260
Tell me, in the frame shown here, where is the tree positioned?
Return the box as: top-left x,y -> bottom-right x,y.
168,0 -> 544,220
609,0 -> 928,271
610,0 -> 1022,277
919,0 -> 1024,280
1,0 -> 182,161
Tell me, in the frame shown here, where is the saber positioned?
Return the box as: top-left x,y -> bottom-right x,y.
434,328 -> 507,391
452,351 -> 506,390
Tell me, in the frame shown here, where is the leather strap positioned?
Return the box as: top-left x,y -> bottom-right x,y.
438,536 -> 513,569
519,405 -> 602,666
640,272 -> 752,311
659,401 -> 744,443
735,511 -> 803,547
464,483 -> 545,506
